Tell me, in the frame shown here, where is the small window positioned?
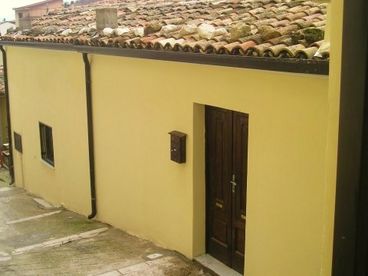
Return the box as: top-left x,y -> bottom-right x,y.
18,12 -> 23,19
14,132 -> 23,153
39,123 -> 54,166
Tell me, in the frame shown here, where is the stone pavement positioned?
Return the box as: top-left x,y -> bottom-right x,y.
0,169 -> 212,276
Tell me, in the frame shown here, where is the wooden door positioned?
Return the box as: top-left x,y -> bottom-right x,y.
205,106 -> 248,274
206,106 -> 233,267
231,111 -> 248,273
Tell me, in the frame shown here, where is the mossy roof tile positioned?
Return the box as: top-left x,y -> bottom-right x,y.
0,0 -> 329,60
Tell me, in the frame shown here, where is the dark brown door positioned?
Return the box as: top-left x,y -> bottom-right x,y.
205,105 -> 248,274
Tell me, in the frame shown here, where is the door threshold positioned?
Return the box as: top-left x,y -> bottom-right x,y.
194,254 -> 243,276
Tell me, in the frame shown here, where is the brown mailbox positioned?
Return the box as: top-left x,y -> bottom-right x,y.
169,131 -> 186,164
14,132 -> 23,153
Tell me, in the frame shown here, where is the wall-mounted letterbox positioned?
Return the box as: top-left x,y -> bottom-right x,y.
169,131 -> 186,164
14,132 -> 23,153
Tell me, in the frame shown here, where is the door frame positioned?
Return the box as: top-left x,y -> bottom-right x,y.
192,103 -> 206,258
332,0 -> 368,275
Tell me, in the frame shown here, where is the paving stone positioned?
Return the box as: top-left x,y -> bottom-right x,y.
146,253 -> 163,260
0,169 -> 211,276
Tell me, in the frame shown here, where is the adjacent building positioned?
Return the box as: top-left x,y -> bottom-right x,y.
0,0 -> 343,275
0,22 -> 16,36
14,0 -> 63,28
0,66 -> 7,147
0,65 -> 9,170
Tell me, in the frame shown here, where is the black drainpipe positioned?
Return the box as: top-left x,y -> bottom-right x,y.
83,53 -> 97,219
0,46 -> 14,184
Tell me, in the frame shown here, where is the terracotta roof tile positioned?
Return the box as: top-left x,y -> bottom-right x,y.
279,44 -> 305,58
295,46 -> 318,59
0,0 -> 330,60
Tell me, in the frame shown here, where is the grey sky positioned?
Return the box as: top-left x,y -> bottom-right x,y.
0,1 -> 40,21
0,0 -> 71,21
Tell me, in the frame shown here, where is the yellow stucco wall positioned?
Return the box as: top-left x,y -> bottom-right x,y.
92,55 -> 329,276
6,48 -> 91,215
320,0 -> 344,275
6,46 -> 335,276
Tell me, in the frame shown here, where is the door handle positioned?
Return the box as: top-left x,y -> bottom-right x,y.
215,202 -> 223,209
231,174 -> 237,193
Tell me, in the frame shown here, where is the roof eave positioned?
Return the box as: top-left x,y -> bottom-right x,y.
0,41 -> 329,75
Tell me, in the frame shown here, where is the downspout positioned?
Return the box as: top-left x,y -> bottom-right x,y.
0,46 -> 14,184
83,53 -> 97,219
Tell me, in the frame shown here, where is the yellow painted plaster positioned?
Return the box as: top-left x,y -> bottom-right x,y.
7,46 -> 333,276
91,55 -> 329,275
6,47 -> 91,215
320,1 -> 344,275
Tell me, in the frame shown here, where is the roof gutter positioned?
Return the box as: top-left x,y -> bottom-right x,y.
0,41 -> 329,75
83,53 -> 97,219
0,46 -> 14,184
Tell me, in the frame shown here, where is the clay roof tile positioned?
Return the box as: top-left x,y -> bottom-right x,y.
0,0 -> 329,60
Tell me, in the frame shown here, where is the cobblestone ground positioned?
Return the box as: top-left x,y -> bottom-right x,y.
0,169 -> 212,276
